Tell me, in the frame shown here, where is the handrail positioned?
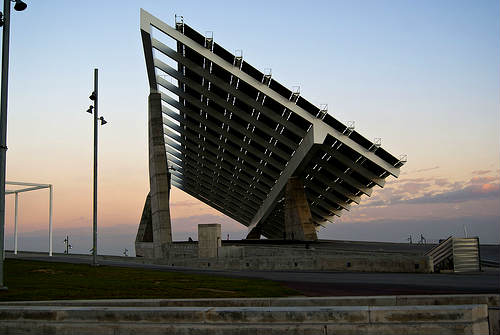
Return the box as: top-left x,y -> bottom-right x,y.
425,236 -> 481,273
425,236 -> 453,266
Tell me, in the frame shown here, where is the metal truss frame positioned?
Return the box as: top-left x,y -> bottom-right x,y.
5,181 -> 53,256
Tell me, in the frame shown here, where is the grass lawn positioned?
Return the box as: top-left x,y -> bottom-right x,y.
0,259 -> 298,301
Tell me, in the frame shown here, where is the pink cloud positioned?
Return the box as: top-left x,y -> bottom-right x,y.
479,183 -> 499,193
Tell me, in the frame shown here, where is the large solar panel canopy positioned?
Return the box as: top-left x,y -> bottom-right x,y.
140,9 -> 406,239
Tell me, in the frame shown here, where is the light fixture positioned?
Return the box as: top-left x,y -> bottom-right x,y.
89,91 -> 96,101
99,116 -> 107,125
13,0 -> 27,11
86,105 -> 94,114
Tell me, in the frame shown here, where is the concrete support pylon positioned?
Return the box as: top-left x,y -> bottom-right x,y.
136,193 -> 152,239
148,92 -> 172,257
284,177 -> 317,241
246,226 -> 261,240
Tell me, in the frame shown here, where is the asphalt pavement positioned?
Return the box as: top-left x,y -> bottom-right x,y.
6,251 -> 499,296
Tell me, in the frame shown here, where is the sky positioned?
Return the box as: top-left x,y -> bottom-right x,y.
2,0 -> 498,256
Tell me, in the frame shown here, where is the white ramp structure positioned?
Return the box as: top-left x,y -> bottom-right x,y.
136,9 -> 406,257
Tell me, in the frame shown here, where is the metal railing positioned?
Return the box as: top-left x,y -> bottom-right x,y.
480,259 -> 500,268
425,236 -> 480,273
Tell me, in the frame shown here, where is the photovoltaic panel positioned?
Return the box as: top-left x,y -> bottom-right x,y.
140,9 -> 406,238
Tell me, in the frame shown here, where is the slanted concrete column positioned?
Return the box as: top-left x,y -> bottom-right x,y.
148,92 -> 172,258
198,224 -> 221,258
135,193 -> 154,257
246,226 -> 261,240
284,177 -> 317,241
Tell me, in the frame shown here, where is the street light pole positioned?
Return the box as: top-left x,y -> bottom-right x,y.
0,0 -> 27,289
87,68 -> 106,267
0,0 -> 11,289
92,68 -> 98,267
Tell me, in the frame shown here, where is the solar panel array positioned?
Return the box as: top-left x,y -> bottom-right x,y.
140,10 -> 406,239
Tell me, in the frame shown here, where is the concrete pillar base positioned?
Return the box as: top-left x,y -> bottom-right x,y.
284,177 -> 317,241
246,226 -> 261,240
135,92 -> 173,259
135,193 -> 153,257
198,224 -> 221,258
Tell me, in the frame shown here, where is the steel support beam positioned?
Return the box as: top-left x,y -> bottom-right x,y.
180,177 -> 253,223
162,104 -> 276,193
248,127 -> 322,233
164,127 -> 269,198
154,59 -> 301,149
305,167 -> 362,204
173,182 -> 249,224
169,151 -> 260,211
164,121 -> 271,196
5,182 -> 53,257
303,179 -> 351,211
152,46 -> 306,138
5,185 -> 47,194
164,148 -> 262,214
141,9 -> 399,177
315,159 -> 373,196
180,172 -> 255,221
321,144 -> 386,187
158,81 -> 287,172
157,74 -> 292,162
160,93 -> 281,182
13,193 -> 17,255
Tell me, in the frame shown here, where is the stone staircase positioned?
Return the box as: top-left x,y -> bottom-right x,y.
0,294 -> 496,335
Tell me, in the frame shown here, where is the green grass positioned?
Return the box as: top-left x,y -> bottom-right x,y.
0,259 -> 298,301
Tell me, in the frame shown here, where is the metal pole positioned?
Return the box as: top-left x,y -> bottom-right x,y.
13,192 -> 17,254
48,185 -> 52,256
92,68 -> 98,266
0,0 -> 11,289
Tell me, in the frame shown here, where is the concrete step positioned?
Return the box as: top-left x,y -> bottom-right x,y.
0,304 -> 489,335
2,293 -> 497,308
0,321 -> 490,335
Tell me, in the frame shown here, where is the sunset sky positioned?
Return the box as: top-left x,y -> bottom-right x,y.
3,1 -> 499,255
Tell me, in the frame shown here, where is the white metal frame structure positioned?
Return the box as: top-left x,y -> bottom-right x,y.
5,181 -> 53,256
140,9 -> 406,239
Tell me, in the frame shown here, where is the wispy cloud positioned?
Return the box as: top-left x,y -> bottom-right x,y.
414,166 -> 440,173
319,215 -> 500,244
468,176 -> 498,184
397,182 -> 432,194
403,183 -> 499,205
434,178 -> 451,186
363,174 -> 500,208
386,177 -> 429,185
472,170 -> 491,175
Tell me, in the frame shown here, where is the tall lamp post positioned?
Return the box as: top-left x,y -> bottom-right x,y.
86,68 -> 107,267
0,0 -> 28,290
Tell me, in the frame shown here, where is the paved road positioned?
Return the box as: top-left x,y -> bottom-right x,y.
7,252 -> 499,296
